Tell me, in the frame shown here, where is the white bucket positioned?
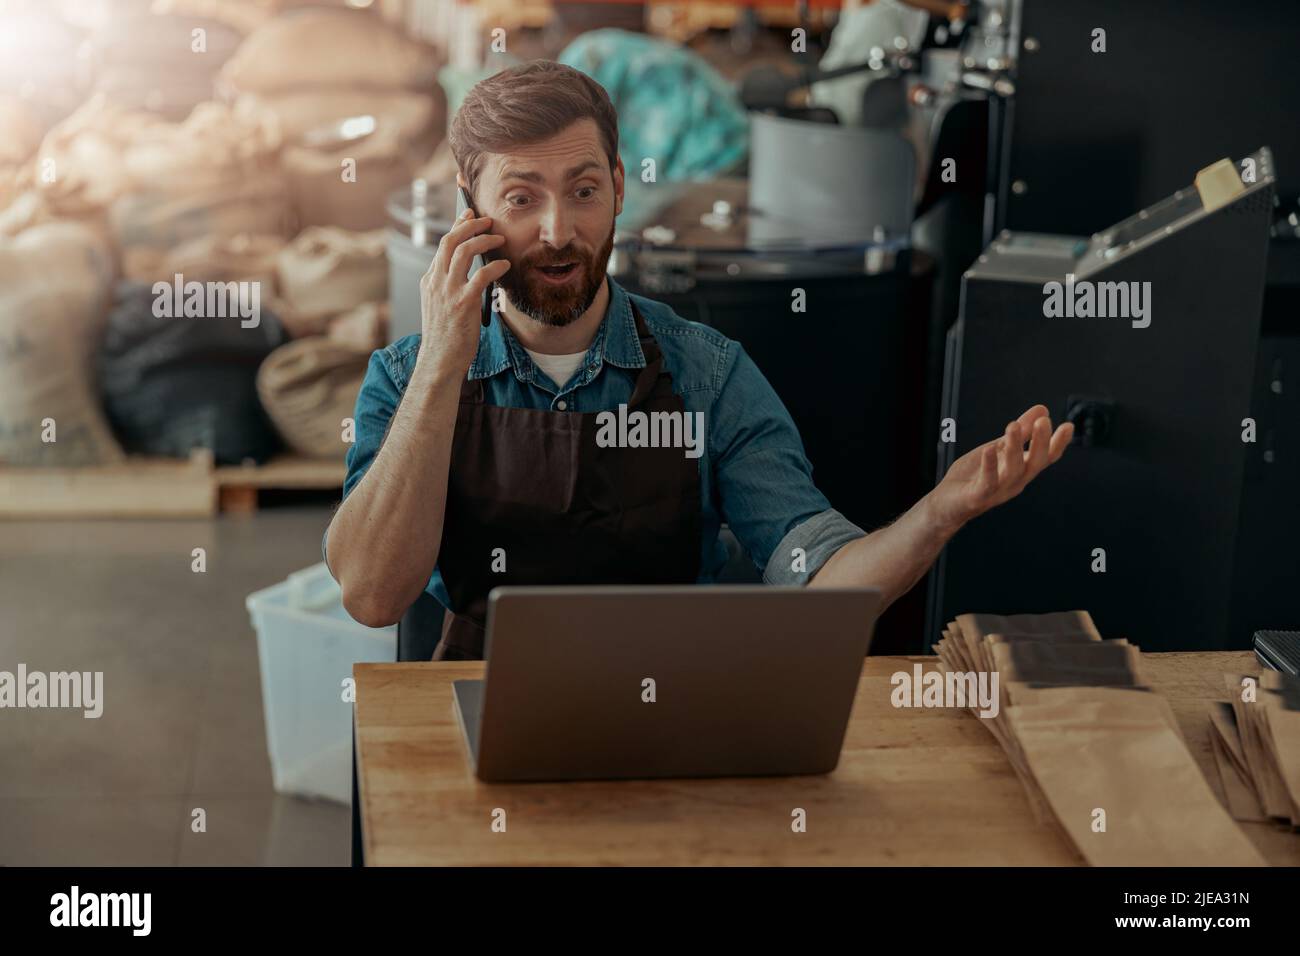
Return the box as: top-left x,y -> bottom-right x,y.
246,563 -> 396,804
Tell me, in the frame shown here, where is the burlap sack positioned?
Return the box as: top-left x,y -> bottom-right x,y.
1,102 -> 37,230
0,192 -> 51,238
234,88 -> 440,148
84,13 -> 243,119
160,233 -> 286,290
110,101 -> 293,280
149,0 -> 281,35
120,100 -> 283,190
0,95 -> 43,167
283,124 -> 416,231
0,9 -> 88,131
57,0 -> 154,30
256,337 -> 371,459
0,222 -> 124,466
32,96 -> 162,218
99,281 -> 289,464
113,182 -> 293,281
275,226 -> 387,325
217,8 -> 438,95
327,301 -> 388,352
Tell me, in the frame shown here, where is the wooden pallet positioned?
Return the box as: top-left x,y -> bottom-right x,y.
215,455 -> 347,514
0,449 -> 345,518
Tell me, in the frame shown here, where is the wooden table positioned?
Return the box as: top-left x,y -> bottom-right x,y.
352,651 -> 1300,866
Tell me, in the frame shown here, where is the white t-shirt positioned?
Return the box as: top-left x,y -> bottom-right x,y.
525,348 -> 587,389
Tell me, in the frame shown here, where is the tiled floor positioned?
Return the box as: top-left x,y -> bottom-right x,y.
0,505 -> 350,866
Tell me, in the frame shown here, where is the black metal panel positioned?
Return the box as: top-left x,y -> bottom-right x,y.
1230,321 -> 1300,646
1006,0 -> 1300,235
932,174 -> 1273,651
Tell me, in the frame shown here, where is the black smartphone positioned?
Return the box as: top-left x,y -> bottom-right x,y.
455,184 -> 495,328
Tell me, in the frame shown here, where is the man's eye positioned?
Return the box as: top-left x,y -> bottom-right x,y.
576,187 -> 596,200
508,196 -> 531,207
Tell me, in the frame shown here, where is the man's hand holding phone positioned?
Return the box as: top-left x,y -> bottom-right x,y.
415,206 -> 510,380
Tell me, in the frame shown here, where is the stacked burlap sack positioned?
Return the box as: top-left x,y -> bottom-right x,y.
14,94 -> 292,279
934,611 -> 1267,866
98,281 -> 289,465
0,96 -> 48,234
220,7 -> 443,231
0,8 -> 88,134
146,226 -> 389,460
256,228 -> 389,459
0,4 -> 426,469
81,11 -> 244,119
149,0 -> 284,35
111,99 -> 293,279
0,222 -> 124,466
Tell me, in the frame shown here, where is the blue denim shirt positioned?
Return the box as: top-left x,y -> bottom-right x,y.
329,276 -> 866,608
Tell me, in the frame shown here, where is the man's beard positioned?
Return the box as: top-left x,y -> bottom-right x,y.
494,220 -> 615,327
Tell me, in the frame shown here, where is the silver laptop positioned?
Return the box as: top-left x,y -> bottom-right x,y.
452,586 -> 882,783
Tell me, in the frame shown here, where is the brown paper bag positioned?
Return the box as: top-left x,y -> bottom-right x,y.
1208,714 -> 1269,822
940,611 -> 1123,828
1010,691 -> 1266,866
1225,673 -> 1294,820
956,610 -> 1102,642
992,640 -> 1145,688
1257,671 -> 1300,824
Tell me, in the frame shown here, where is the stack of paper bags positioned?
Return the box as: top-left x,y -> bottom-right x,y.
1209,670 -> 1300,829
934,611 -> 1265,866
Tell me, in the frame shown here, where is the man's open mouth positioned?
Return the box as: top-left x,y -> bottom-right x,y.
535,262 -> 578,278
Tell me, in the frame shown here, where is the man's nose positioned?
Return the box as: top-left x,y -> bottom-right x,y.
537,197 -> 576,248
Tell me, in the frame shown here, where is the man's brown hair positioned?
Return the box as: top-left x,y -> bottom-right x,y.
448,60 -> 620,204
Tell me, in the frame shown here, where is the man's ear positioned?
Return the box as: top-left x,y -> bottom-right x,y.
613,156 -> 624,218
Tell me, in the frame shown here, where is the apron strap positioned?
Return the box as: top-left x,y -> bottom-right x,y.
458,374 -> 485,404
457,298 -> 669,406
627,300 -> 671,407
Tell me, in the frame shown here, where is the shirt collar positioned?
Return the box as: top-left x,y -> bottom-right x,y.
467,275 -> 646,382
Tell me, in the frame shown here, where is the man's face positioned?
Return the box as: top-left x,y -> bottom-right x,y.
467,118 -> 624,326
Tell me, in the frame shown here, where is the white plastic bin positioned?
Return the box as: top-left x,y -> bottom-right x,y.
246,562 -> 396,804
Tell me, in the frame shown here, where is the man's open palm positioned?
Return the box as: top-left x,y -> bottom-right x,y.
932,404 -> 1074,530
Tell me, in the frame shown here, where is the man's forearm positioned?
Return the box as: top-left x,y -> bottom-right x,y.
326,362 -> 462,626
807,491 -> 963,609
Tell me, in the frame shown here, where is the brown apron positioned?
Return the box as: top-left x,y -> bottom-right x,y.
431,300 -> 702,660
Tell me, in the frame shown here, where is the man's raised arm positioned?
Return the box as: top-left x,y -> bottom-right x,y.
809,405 -> 1073,607
324,209 -> 509,627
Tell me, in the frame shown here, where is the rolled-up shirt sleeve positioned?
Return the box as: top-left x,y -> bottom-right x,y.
708,340 -> 867,584
760,507 -> 868,585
